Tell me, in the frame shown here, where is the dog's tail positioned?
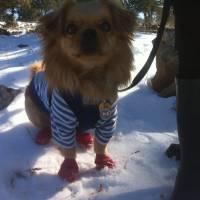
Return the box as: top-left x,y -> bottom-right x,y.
29,61 -> 45,79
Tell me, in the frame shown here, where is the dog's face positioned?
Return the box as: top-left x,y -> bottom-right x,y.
60,1 -> 116,68
41,0 -> 135,69
40,0 -> 135,102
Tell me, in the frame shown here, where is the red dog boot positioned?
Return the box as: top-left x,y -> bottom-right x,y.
76,132 -> 93,149
35,128 -> 51,145
58,158 -> 79,182
95,154 -> 116,170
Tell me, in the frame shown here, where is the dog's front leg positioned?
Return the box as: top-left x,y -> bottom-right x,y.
94,138 -> 115,170
57,147 -> 79,182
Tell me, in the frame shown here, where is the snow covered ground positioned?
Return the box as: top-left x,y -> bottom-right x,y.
0,32 -> 178,200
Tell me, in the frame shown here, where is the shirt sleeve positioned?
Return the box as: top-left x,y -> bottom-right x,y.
95,102 -> 117,145
50,89 -> 77,149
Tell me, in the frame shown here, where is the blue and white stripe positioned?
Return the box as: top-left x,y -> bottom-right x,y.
32,72 -> 117,149
95,103 -> 117,145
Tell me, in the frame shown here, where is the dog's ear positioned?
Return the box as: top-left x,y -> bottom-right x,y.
38,11 -> 60,38
105,0 -> 136,38
38,0 -> 74,38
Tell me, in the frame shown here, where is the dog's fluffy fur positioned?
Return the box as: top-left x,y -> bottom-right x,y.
26,0 -> 136,172
37,0 -> 135,104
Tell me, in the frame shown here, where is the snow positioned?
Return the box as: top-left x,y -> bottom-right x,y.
0,32 -> 178,200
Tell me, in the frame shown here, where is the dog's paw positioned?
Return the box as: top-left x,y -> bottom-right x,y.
76,132 -> 93,149
58,159 -> 79,182
95,154 -> 116,170
35,128 -> 51,145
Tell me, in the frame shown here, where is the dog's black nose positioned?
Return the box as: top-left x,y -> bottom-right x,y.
81,28 -> 99,54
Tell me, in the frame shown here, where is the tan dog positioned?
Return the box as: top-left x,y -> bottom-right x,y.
25,0 -> 136,182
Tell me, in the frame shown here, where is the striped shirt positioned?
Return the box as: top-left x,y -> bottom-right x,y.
31,72 -> 117,149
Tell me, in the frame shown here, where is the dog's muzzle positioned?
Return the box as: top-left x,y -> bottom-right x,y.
80,28 -> 99,54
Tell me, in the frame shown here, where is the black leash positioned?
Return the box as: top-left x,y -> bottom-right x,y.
118,0 -> 173,92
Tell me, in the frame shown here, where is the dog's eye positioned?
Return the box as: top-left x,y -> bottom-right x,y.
65,24 -> 78,35
99,21 -> 111,32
